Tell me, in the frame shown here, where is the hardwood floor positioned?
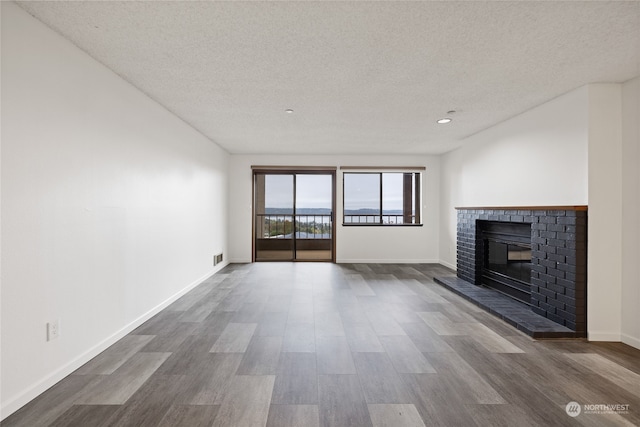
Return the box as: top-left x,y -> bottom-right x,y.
3,263 -> 640,426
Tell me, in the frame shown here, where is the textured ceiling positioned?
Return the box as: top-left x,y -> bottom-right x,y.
16,1 -> 640,155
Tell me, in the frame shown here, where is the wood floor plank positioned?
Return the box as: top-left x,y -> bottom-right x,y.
402,279 -> 450,304
480,372 -> 578,427
318,374 -> 373,427
193,311 -> 235,338
231,302 -> 266,323
157,404 -> 220,427
287,303 -> 315,324
212,375 -> 275,427
352,352 -> 412,404
468,309 -> 527,337
178,299 -> 219,322
256,311 -> 288,337
347,274 -> 376,296
366,311 -> 407,336
314,295 -> 340,314
290,290 -> 314,305
388,306 -> 422,324
439,302 -> 481,323
74,352 -> 171,405
315,311 -> 346,337
180,353 -> 243,405
74,335 -> 156,375
386,280 -> 418,297
263,294 -> 293,313
130,311 -> 182,335
425,352 -> 506,404
344,323 -> 385,352
164,284 -> 215,312
104,374 -> 189,427
588,342 -> 640,374
0,375 -> 97,427
564,353 -> 640,397
338,303 -> 370,324
464,323 -> 525,354
316,335 -> 357,374
399,322 -> 454,353
368,403 -> 426,427
272,373 -> 319,405
209,322 -> 257,353
140,321 -> 198,352
400,373 -> 480,427
276,352 -> 317,375
442,335 -> 521,378
416,311 -> 463,336
266,404 -> 320,427
49,404 -> 121,427
216,293 -> 246,312
282,322 -> 316,352
465,403 -> 540,427
547,371 -> 640,426
356,295 -> 386,312
155,334 -> 219,375
236,336 -> 283,375
272,352 -> 318,404
379,335 -> 436,373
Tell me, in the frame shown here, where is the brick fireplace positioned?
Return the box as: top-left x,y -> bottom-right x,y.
450,206 -> 587,337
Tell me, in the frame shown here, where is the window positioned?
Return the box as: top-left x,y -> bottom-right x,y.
343,172 -> 421,225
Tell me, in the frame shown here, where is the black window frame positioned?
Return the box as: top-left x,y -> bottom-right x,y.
342,171 -> 422,226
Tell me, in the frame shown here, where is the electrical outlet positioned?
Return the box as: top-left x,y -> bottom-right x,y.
47,319 -> 60,341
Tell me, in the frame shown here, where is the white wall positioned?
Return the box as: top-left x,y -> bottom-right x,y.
439,86 -> 590,269
587,84 -> 623,342
621,76 -> 640,349
1,2 -> 229,418
228,155 -> 440,264
439,82 -> 640,349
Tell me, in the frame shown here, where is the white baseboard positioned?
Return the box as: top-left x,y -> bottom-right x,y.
621,333 -> 640,350
439,260 -> 456,271
0,263 -> 227,421
228,259 -> 449,266
587,331 -> 622,342
336,259 -> 440,264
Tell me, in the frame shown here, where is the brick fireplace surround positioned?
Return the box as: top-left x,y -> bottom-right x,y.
435,206 -> 587,338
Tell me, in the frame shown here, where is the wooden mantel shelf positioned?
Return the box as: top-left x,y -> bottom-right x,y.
455,205 -> 588,211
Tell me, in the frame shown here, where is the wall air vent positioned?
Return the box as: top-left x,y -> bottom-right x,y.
214,253 -> 223,266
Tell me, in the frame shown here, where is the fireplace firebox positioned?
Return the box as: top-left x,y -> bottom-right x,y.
479,221 -> 532,305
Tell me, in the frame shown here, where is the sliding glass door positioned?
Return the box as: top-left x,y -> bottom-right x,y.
254,170 -> 335,262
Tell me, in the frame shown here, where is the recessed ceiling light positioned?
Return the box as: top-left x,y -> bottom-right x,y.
437,118 -> 452,124
285,109 -> 294,114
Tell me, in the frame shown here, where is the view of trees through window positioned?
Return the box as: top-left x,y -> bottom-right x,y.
343,172 -> 421,225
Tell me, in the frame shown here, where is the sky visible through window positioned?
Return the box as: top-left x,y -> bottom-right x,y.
264,174 -> 332,211
264,175 -> 293,210
262,173 -> 408,213
344,173 -> 404,213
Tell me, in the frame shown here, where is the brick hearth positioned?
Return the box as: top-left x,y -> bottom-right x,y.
452,206 -> 587,337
